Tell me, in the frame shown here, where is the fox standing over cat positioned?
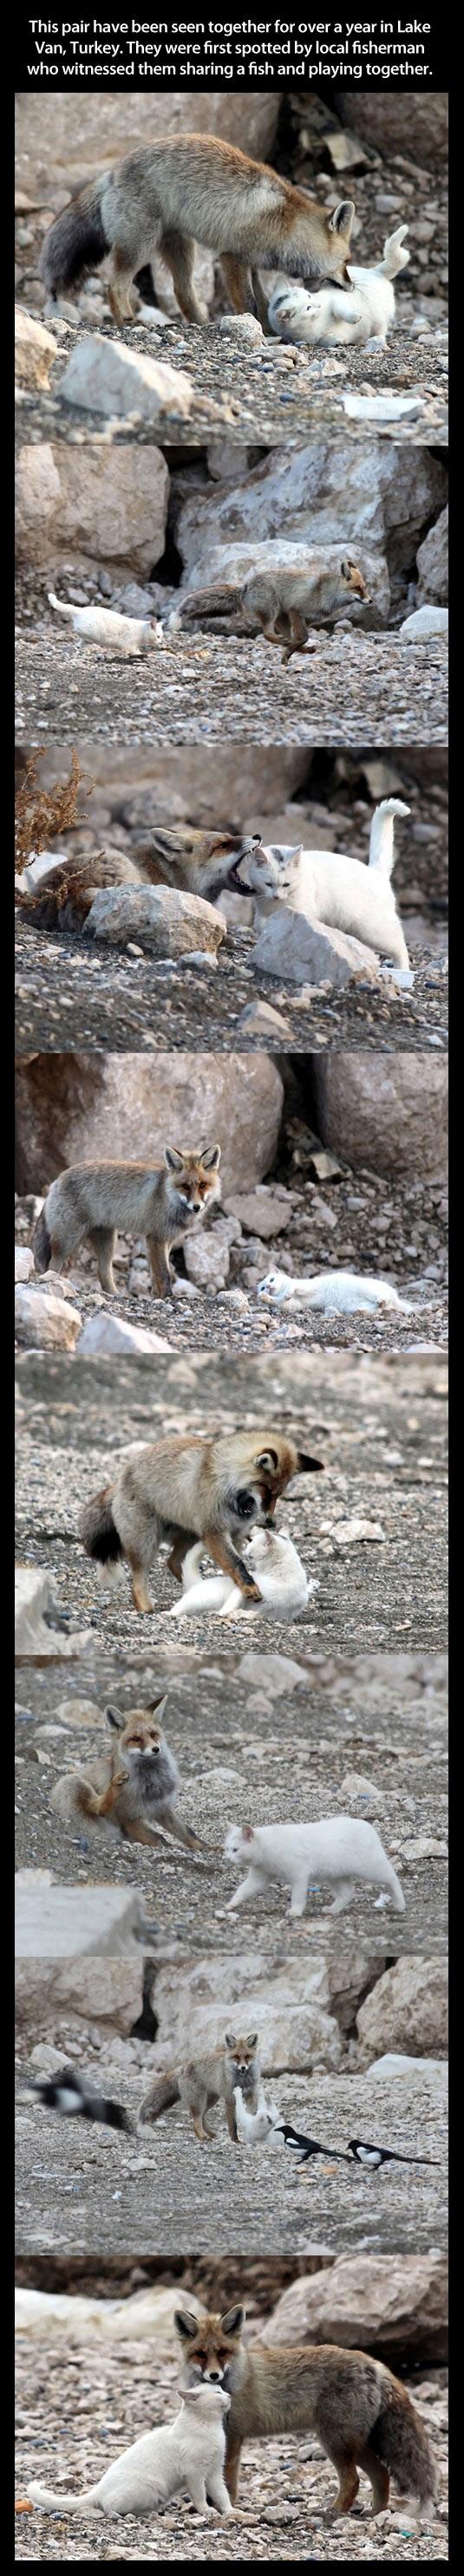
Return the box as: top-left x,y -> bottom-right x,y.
174,2302 -> 437,2520
39,133 -> 356,325
33,1142 -> 221,1299
81,1428 -> 323,1611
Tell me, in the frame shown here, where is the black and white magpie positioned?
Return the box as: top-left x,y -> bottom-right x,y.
347,2137 -> 440,2169
28,2067 -> 133,2132
273,2118 -> 350,2167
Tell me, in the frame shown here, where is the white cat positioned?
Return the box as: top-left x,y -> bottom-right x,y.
258,1269 -> 415,1317
239,797 -> 410,968
48,595 -> 163,658
233,2083 -> 283,2145
28,2385 -> 232,2520
268,224 -> 409,348
224,1818 -> 405,1921
167,1528 -> 310,1620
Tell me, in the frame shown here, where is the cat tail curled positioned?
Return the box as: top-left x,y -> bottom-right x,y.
381,224 -> 409,279
369,797 -> 410,877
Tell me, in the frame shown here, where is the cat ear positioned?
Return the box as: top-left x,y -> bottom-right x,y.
219,2306 -> 245,2336
174,2308 -> 200,2340
256,1448 -> 278,1471
200,1143 -> 221,1169
164,1144 -> 185,1171
329,198 -> 355,237
105,1706 -> 123,1732
225,2031 -> 237,2050
182,2386 -> 201,2404
241,1825 -> 254,1844
297,1452 -> 324,1473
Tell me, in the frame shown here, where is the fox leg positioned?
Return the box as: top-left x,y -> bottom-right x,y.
225,2097 -> 239,2143
166,1529 -> 193,1584
127,1551 -> 154,1616
145,1234 -> 173,1298
225,2437 -> 243,2505
87,1226 -> 117,1294
201,1528 -> 260,1601
191,2111 -> 212,2143
251,267 -> 273,331
357,2449 -> 390,2514
160,229 -> 206,323
108,247 -> 141,324
156,1802 -> 210,1856
281,610 -> 311,662
220,255 -> 256,316
121,1818 -> 167,1847
324,2453 -> 360,2519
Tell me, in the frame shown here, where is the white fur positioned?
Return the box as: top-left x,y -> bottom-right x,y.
258,1268 -> 415,1316
48,595 -> 163,657
268,225 -> 409,348
28,2386 -> 232,2520
240,799 -> 410,968
233,2083 -> 283,2145
224,1818 -> 405,1921
167,1531 -> 310,1621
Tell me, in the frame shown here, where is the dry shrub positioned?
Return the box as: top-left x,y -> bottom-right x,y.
15,749 -> 92,875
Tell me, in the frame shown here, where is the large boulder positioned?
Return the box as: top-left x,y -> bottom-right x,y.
83,884 -> 225,957
416,507 -> 448,608
15,1878 -> 144,1957
15,1284 -> 82,1350
15,1567 -> 93,1662
176,442 -> 447,576
337,93 -> 448,169
25,742 -> 310,821
15,1052 -> 284,1196
16,441 -> 168,577
356,1958 -> 448,2062
313,1053 -> 448,1180
15,2283 -> 196,2343
16,94 -> 281,198
260,2253 -> 448,2365
15,308 -> 58,389
15,1956 -> 145,2035
59,337 -> 197,424
147,1952 -> 343,2074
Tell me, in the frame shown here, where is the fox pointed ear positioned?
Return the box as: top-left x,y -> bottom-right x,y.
201,1143 -> 221,1169
341,556 -> 354,580
297,1452 -> 324,1473
164,1145 -> 185,1172
225,2031 -> 238,2051
329,198 -> 355,237
104,1706 -> 123,1732
245,2033 -> 258,2050
174,2308 -> 200,2341
219,2305 -> 245,2336
256,1447 -> 278,1471
147,1693 -> 167,1723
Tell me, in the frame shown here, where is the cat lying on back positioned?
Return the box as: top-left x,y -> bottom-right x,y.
268,224 -> 409,348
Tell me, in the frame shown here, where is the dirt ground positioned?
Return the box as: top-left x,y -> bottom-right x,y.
14,1649 -> 448,1948
15,2332 -> 448,2560
15,315 -> 448,449
15,914 -> 448,1054
15,1349 -> 448,1657
15,627 -> 448,749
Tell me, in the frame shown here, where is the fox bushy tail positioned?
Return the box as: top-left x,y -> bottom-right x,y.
369,797 -> 410,877
39,181 -> 108,300
32,1206 -> 52,1274
370,2375 -> 437,2507
175,583 -> 244,623
138,2073 -> 180,2124
80,1486 -> 122,1567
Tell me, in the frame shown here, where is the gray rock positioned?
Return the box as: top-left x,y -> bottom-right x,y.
356,1958 -> 448,2062
253,909 -> 382,991
59,335 -> 196,423
416,505 -> 448,606
15,306 -> 58,388
83,884 -> 226,958
15,1880 -> 145,1957
313,1051 -> 448,1180
77,1313 -> 172,1356
15,1284 -> 82,1350
400,606 -> 448,641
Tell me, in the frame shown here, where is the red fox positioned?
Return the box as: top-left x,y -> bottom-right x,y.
33,1142 -> 221,1298
20,824 -> 258,933
173,558 -> 369,657
174,2303 -> 437,2520
49,1699 -> 212,1854
80,1429 -> 323,1612
39,133 -> 356,327
139,2032 -> 261,2144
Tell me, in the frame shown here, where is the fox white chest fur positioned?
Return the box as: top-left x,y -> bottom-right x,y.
224,1818 -> 405,1920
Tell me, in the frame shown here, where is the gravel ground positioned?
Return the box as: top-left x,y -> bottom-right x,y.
14,2059 -> 448,2260
15,1349 -> 448,1656
15,628 -> 448,746
15,315 -> 448,447
15,915 -> 448,1053
14,1655 -> 448,1950
15,2332 -> 448,2559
